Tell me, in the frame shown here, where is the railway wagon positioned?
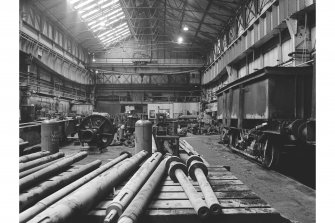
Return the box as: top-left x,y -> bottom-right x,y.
217,66 -> 315,168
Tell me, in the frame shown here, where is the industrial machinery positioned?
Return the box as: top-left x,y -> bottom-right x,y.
217,66 -> 315,169
78,114 -> 116,151
153,113 -> 180,155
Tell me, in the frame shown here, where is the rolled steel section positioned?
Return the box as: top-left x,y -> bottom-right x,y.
104,152 -> 163,223
20,158 -> 65,179
117,158 -> 168,223
180,140 -> 199,156
152,135 -> 157,153
20,160 -> 102,211
19,152 -> 87,191
20,152 -> 131,223
183,155 -> 221,216
19,151 -> 51,163
28,151 -> 148,223
194,168 -> 221,215
174,168 -> 209,218
19,152 -> 65,172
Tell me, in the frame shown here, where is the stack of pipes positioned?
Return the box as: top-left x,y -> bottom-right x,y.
26,151 -> 148,223
179,140 -> 222,215
20,152 -> 132,223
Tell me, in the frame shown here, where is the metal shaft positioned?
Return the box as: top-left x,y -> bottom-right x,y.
104,152 -> 162,223
180,153 -> 221,215
152,135 -> 157,153
117,158 -> 168,223
20,157 -> 67,179
174,166 -> 209,218
20,152 -> 87,191
194,168 -> 221,215
180,140 -> 199,156
20,152 -> 130,223
19,151 -> 51,163
28,151 -> 148,223
19,152 -> 65,172
20,160 -> 102,211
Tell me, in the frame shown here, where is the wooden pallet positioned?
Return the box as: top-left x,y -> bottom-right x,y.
86,166 -> 288,223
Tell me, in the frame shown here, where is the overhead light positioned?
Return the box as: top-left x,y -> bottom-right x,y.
92,54 -> 96,62
183,26 -> 189,31
177,37 -> 183,44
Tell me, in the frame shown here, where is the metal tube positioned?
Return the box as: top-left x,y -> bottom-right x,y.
173,164 -> 209,218
180,140 -> 199,156
20,160 -> 102,211
19,152 -> 65,172
20,157 -> 67,179
20,152 -> 87,191
117,157 -> 168,223
152,135 -> 157,153
28,151 -> 148,223
20,152 -> 131,223
194,167 -> 221,215
180,153 -> 221,215
104,152 -> 163,223
19,151 -> 51,163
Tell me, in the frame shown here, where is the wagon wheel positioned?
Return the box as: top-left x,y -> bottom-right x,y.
78,115 -> 115,149
261,138 -> 280,169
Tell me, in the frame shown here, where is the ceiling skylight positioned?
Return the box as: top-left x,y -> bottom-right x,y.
68,0 -> 131,48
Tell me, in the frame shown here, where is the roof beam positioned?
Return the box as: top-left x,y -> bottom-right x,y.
192,0 -> 214,46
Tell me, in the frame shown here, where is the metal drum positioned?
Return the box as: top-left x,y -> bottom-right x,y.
41,120 -> 60,154
134,120 -> 152,154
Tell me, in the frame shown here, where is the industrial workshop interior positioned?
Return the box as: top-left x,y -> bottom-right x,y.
15,0 -> 319,222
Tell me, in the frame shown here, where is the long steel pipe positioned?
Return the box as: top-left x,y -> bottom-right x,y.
166,156 -> 209,218
20,152 -> 131,223
19,151 -> 51,163
28,151 -> 148,223
19,152 -> 65,172
20,160 -> 102,211
152,135 -> 157,153
104,152 -> 162,223
20,152 -> 87,191
117,157 -> 168,223
20,157 -> 67,179
180,140 -> 199,156
180,153 -> 221,215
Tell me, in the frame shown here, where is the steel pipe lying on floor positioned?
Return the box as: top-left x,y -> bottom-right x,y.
19,151 -> 51,163
20,160 -> 102,212
19,152 -> 65,172
166,155 -> 209,219
20,151 -> 87,191
180,153 -> 221,215
20,157 -> 67,179
152,135 -> 157,153
20,152 -> 131,223
180,140 -> 199,156
117,156 -> 168,223
104,152 -> 162,223
179,140 -> 210,166
28,150 -> 148,223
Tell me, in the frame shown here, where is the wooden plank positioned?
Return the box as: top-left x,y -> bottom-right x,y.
104,191 -> 258,201
94,198 -> 270,210
152,191 -> 259,200
158,179 -> 244,186
87,207 -> 283,223
118,179 -> 242,187
115,184 -> 249,194
156,184 -> 249,192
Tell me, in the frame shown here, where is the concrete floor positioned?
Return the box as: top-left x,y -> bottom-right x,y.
183,135 -> 315,223
59,135 -> 315,223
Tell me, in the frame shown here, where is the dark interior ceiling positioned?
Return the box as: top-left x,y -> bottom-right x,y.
33,0 -> 243,55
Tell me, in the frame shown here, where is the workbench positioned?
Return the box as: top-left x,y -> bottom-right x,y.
86,165 -> 288,223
